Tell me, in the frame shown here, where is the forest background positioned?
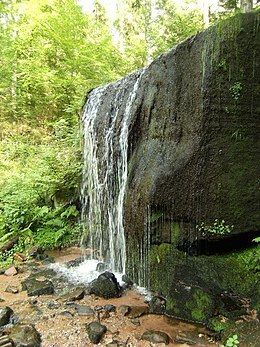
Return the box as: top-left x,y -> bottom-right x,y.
0,0 -> 258,266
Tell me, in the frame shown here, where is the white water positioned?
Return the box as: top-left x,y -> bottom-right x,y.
81,70 -> 144,274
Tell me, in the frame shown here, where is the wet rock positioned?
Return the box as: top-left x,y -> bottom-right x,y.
100,311 -> 110,320
126,306 -> 148,318
9,324 -> 41,347
75,305 -> 95,317
122,274 -> 134,286
4,266 -> 18,276
0,307 -> 13,327
141,330 -> 171,344
118,305 -> 130,316
59,288 -> 85,302
65,257 -> 83,268
130,318 -> 140,326
28,246 -> 43,259
22,278 -> 54,297
59,310 -> 74,317
47,301 -> 60,310
89,272 -> 121,299
96,262 -> 108,272
5,285 -> 19,294
104,304 -> 116,313
86,321 -> 107,344
175,333 -> 197,345
149,296 -> 166,315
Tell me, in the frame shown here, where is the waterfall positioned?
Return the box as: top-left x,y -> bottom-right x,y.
81,70 -> 144,274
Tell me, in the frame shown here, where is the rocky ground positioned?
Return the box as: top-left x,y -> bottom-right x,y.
0,247 -> 258,347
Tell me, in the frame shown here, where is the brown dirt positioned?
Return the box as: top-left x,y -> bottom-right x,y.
0,247 -> 218,347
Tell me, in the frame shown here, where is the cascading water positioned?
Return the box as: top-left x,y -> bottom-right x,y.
80,70 -> 145,274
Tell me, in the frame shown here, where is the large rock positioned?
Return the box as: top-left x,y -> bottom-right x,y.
86,321 -> 107,344
89,272 -> 121,299
83,12 -> 260,323
9,324 -> 41,347
0,306 -> 13,327
22,278 -> 54,296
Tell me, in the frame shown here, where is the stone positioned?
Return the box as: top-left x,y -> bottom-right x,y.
9,324 -> 41,347
65,257 -> 83,268
28,246 -> 43,259
121,274 -> 134,287
59,288 -> 85,302
5,285 -> 19,294
13,252 -> 27,262
104,304 -> 116,313
0,307 -> 13,327
4,266 -> 18,276
89,272 -> 122,299
149,296 -> 166,315
125,306 -> 148,318
174,331 -> 210,345
86,321 -> 107,344
47,301 -> 60,310
118,305 -> 130,316
75,305 -> 95,317
59,311 -> 74,317
22,278 -> 54,297
96,262 -> 108,272
141,330 -> 171,344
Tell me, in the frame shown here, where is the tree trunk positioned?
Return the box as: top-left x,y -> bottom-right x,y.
0,235 -> 19,253
240,0 -> 253,12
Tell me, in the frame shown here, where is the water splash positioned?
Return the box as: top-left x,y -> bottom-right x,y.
81,70 -> 145,274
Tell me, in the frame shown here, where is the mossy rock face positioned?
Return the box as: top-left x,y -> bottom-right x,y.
122,12 -> 260,324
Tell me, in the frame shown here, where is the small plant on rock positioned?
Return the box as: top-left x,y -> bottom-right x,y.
196,219 -> 234,237
220,334 -> 239,347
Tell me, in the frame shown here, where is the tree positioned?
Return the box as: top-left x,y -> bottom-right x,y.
240,0 -> 253,12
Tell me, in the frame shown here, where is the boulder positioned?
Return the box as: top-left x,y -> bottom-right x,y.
141,330 -> 171,344
0,306 -> 13,327
22,278 -> 54,297
86,321 -> 107,344
149,296 -> 166,315
4,266 -> 18,276
89,272 -> 121,299
9,324 -> 41,347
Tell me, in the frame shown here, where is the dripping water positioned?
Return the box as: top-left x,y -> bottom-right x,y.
80,70 -> 145,274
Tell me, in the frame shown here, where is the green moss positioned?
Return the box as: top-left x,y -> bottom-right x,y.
170,222 -> 180,245
207,317 -> 232,332
186,288 -> 212,322
149,212 -> 163,223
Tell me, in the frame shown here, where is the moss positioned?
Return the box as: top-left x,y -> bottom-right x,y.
170,222 -> 180,245
207,317 -> 232,333
186,288 -> 212,322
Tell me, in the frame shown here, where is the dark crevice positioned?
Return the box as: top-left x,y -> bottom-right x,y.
177,230 -> 259,256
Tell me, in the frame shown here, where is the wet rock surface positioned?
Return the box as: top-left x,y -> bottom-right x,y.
141,329 -> 171,344
0,247 -> 258,346
0,307 -> 13,327
9,324 -> 41,347
86,321 -> 107,344
89,271 -> 122,299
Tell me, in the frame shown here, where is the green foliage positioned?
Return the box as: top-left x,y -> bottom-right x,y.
0,121 -> 82,255
196,219 -> 234,236
221,334 -> 239,347
229,82 -> 242,100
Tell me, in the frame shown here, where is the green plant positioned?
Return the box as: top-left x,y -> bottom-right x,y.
196,219 -> 234,236
229,82 -> 242,100
221,334 -> 239,347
